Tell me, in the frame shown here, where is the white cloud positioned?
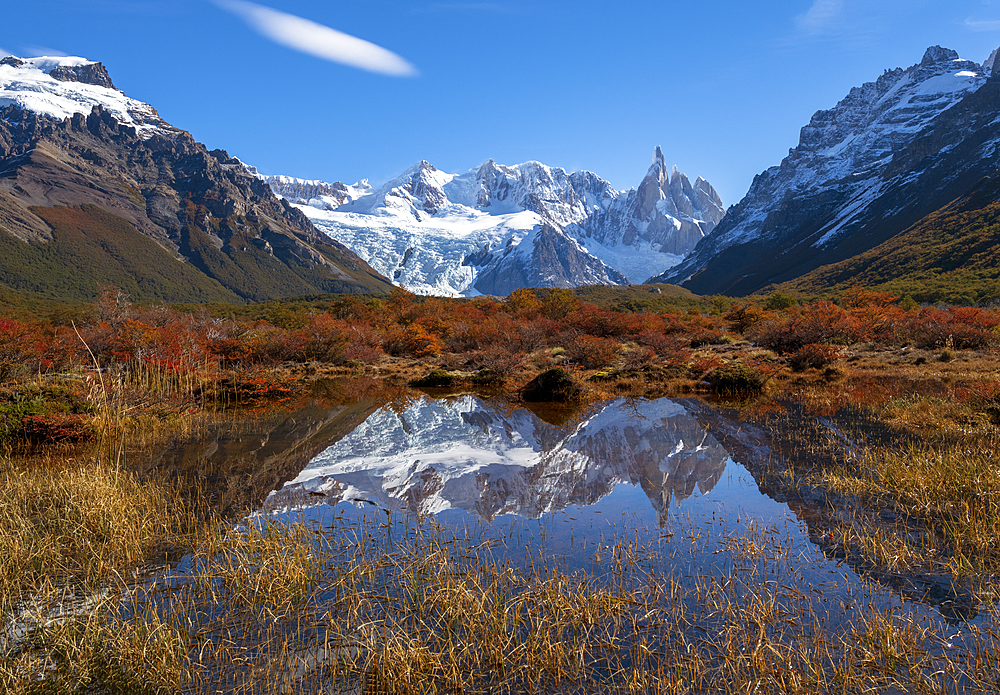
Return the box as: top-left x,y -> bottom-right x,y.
25,46 -> 69,57
795,0 -> 844,34
965,17 -> 1000,31
0,49 -> 10,58
212,0 -> 417,77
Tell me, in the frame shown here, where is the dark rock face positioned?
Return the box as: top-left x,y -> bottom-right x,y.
48,62 -> 116,89
0,102 -> 393,300
472,224 -> 628,296
0,57 -> 25,68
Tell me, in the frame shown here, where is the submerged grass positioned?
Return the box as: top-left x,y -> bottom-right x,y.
0,451 -> 196,616
7,511 -> 1000,693
745,378 -> 1000,601
8,367 -> 1000,692
819,439 -> 1000,581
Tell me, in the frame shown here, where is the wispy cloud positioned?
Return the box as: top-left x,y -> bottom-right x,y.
0,48 -> 10,58
964,17 -> 1000,31
24,46 -> 69,58
794,0 -> 845,35
211,0 -> 417,77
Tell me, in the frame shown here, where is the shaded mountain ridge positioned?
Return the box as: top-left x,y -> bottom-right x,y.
650,45 -> 1000,297
0,56 -> 392,302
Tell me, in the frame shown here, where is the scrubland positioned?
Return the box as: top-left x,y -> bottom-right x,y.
4,285 -> 1000,691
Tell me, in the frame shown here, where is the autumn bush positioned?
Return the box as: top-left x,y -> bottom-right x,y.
470,347 -> 524,376
0,318 -> 43,380
705,362 -> 770,395
565,335 -> 618,369
383,323 -> 444,358
619,345 -> 656,371
752,301 -> 866,352
3,280 -> 1000,406
906,306 -> 1000,349
724,303 -> 769,334
789,343 -> 841,372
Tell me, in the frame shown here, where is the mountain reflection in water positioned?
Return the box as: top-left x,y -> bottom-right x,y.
264,397 -> 731,523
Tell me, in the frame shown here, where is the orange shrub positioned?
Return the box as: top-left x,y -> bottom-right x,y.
503,288 -> 542,318
724,303 -> 769,334
296,313 -> 349,363
789,343 -> 841,372
907,306 -> 1000,349
342,323 -> 384,363
753,301 -> 865,352
635,331 -> 691,367
383,323 -> 443,357
566,335 -> 618,369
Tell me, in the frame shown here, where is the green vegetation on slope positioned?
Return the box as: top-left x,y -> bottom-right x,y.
777,177 -> 1000,305
0,205 -> 243,304
0,204 -> 392,305
570,283 -> 708,312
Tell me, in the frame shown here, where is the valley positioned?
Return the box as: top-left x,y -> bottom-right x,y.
4,37 -> 1000,694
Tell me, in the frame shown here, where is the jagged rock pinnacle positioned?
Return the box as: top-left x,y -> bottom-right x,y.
921,46 -> 959,65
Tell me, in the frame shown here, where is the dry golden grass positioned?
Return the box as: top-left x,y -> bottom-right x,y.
5,502 -> 1000,693
0,452 -> 195,614
7,349 -> 1000,692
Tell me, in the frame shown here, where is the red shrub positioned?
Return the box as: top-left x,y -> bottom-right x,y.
635,331 -> 692,369
566,335 -> 618,369
295,313 -> 349,362
342,323 -> 384,363
753,301 -> 865,352
383,324 -> 443,357
789,343 -> 841,371
906,307 -> 999,349
21,414 -> 94,443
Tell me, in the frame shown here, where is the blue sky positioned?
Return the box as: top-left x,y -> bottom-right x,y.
4,0 -> 1000,206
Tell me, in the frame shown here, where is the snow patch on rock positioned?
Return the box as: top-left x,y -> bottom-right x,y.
0,56 -> 172,137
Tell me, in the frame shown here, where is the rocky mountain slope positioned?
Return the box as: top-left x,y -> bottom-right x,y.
263,396 -> 730,523
259,148 -> 724,296
651,46 -> 1000,296
776,175 -> 1000,305
0,56 -> 392,303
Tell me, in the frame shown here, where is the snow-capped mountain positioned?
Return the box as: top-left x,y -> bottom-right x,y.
652,45 -> 999,295
246,169 -> 373,210
263,397 -> 731,522
0,56 -> 176,137
258,150 -> 724,296
0,55 -> 391,301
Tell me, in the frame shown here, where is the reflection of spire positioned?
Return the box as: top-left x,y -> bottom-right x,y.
266,397 -> 733,522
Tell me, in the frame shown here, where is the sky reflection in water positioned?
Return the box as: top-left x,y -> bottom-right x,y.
255,396 -> 897,623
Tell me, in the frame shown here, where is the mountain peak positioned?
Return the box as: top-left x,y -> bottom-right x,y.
652,41 -> 996,295
0,55 -> 169,136
921,45 -> 960,66
986,46 -> 1000,79
646,146 -> 667,180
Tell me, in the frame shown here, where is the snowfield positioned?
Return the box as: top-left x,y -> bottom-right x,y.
261,152 -> 725,296
0,56 -> 173,137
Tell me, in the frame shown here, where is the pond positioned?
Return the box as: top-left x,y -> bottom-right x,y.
253,394 -> 974,619
122,388 -> 1000,692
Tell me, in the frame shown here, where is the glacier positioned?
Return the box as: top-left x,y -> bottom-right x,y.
256,150 -> 725,296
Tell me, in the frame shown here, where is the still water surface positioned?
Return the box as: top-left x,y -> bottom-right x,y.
237,393 -> 974,628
